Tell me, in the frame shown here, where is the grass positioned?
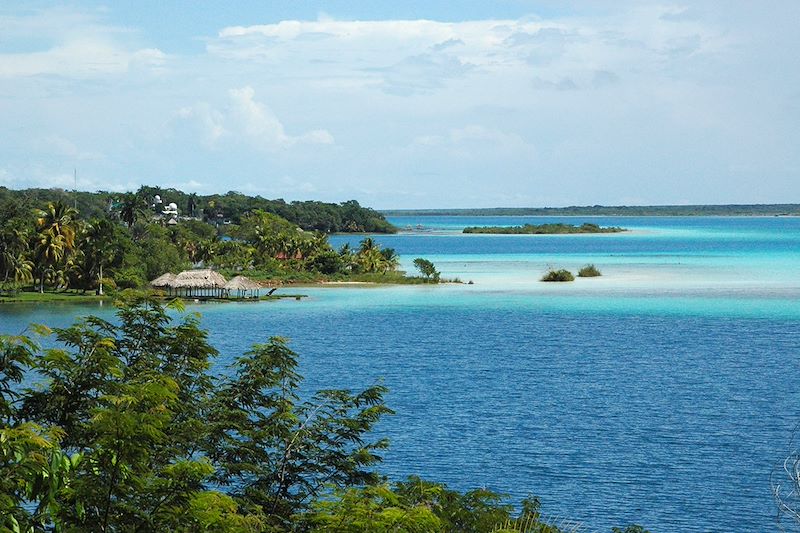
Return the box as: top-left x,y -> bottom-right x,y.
0,289 -> 113,304
219,269 -> 455,286
577,264 -> 602,277
540,269 -> 575,282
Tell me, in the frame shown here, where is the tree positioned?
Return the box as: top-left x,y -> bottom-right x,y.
9,293 -> 393,531
0,228 -> 31,284
82,218 -> 116,295
34,228 -> 66,293
206,337 -> 393,529
118,193 -> 147,229
379,247 -> 400,273
34,202 -> 79,293
359,237 -> 378,254
413,258 -> 440,282
36,201 -> 79,251
187,193 -> 198,218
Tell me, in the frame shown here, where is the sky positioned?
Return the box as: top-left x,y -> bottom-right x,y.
1,1 -> 799,209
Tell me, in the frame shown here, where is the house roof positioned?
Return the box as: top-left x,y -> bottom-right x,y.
224,275 -> 261,291
150,272 -> 176,287
171,269 -> 227,288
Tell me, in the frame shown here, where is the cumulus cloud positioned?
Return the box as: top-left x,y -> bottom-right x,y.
1,3 -> 799,206
204,13 -> 728,96
177,86 -> 334,150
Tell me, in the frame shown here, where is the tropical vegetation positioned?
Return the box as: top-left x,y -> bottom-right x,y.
463,223 -> 626,235
540,269 -> 575,282
0,294 -> 649,532
0,191 -> 436,299
413,258 -> 440,282
577,264 -> 602,277
0,186 -> 396,234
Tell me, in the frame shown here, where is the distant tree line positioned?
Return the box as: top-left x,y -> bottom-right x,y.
0,186 -> 397,234
383,204 -> 800,217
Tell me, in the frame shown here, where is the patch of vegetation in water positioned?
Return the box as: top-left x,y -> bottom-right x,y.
578,264 -> 602,277
463,223 -> 626,234
541,269 -> 575,282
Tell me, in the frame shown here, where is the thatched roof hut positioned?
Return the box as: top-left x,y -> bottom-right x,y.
172,269 -> 227,289
156,269 -> 228,298
224,275 -> 261,298
224,276 -> 261,291
150,273 -> 176,288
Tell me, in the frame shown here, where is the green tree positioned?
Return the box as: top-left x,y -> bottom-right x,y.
413,258 -> 439,281
36,201 -> 79,251
0,228 -> 32,285
118,193 -> 148,229
379,248 -> 400,273
33,202 -> 79,293
206,336 -> 393,529
9,294 -> 393,531
81,218 -> 117,295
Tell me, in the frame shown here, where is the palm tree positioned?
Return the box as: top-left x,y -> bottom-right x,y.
82,219 -> 115,295
36,201 -> 78,250
34,229 -> 66,293
34,202 -> 78,293
118,193 -> 147,229
357,248 -> 384,273
3,253 -> 33,286
379,248 -> 400,273
359,237 -> 378,254
1,228 -> 30,283
338,243 -> 359,273
195,238 -> 217,264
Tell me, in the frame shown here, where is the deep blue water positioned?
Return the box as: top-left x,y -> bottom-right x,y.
2,216 -> 800,532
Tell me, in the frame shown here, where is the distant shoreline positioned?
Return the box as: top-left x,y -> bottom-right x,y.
381,205 -> 800,217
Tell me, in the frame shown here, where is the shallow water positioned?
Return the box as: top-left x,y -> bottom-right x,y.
2,216 -> 799,532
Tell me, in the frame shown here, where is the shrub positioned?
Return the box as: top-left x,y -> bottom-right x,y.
578,264 -> 602,277
113,267 -> 146,289
541,269 -> 574,282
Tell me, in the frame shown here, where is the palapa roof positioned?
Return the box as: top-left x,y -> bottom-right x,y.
150,272 -> 176,287
172,269 -> 227,288
224,275 -> 261,291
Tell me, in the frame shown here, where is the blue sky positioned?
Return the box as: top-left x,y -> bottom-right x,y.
1,1 -> 798,208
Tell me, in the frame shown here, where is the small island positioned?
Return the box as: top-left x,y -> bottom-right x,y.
463,222 -> 627,234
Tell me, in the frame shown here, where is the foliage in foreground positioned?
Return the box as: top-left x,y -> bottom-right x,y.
1,293 -> 647,532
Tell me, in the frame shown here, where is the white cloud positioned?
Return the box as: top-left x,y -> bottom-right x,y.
177,104 -> 228,146
205,13 -> 728,96
38,136 -> 104,161
176,86 -> 334,150
1,4 -> 799,207
227,85 -> 334,148
0,8 -> 167,78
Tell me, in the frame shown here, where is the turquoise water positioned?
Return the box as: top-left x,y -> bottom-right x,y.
2,216 -> 800,531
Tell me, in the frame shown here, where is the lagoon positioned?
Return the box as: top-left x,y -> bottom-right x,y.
2,216 -> 799,531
